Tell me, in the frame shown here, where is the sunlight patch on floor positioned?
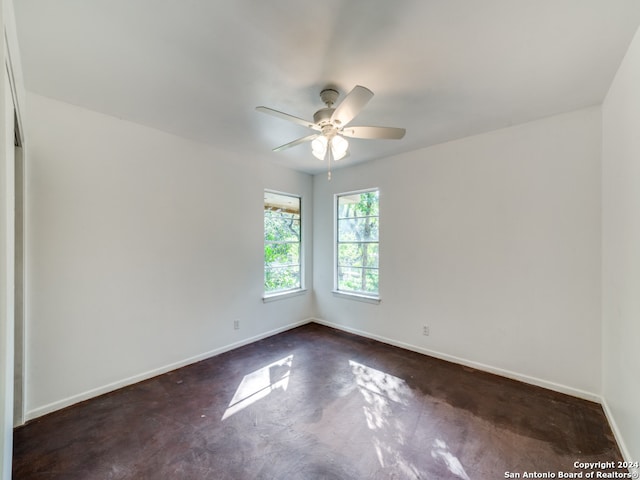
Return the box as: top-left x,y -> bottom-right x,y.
431,438 -> 471,480
349,360 -> 420,476
221,355 -> 293,420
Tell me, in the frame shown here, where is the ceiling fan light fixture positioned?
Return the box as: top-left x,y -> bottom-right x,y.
311,135 -> 328,160
311,134 -> 349,161
331,135 -> 349,160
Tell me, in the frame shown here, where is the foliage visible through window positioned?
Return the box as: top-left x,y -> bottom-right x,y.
336,189 -> 379,296
264,191 -> 301,294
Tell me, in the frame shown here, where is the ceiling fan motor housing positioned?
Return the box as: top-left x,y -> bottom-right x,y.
314,88 -> 342,137
319,88 -> 339,107
313,107 -> 335,126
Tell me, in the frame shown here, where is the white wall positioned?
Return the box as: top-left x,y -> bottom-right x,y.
25,93 -> 314,419
0,73 -> 15,480
1,0 -> 26,475
313,107 -> 602,400
0,24 -> 12,480
602,25 -> 640,465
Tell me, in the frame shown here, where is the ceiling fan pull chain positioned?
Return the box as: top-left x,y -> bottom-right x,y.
327,138 -> 333,181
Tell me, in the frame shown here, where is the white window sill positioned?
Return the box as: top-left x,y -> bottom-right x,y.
263,288 -> 307,303
332,290 -> 381,304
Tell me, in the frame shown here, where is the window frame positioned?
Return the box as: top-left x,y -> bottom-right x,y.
333,188 -> 381,303
263,189 -> 305,301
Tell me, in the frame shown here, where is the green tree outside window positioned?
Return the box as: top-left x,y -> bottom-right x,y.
264,191 -> 301,294
336,190 -> 379,296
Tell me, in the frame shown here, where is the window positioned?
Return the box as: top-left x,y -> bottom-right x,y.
264,191 -> 302,295
336,189 -> 379,297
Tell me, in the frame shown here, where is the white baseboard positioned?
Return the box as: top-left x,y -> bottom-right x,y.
311,318 -> 601,403
24,318 -> 314,422
601,397 -> 638,475
24,317 -> 602,420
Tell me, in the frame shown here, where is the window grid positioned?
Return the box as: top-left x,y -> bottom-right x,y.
336,189 -> 380,297
264,191 -> 302,295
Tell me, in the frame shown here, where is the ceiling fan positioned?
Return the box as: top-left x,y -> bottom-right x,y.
256,85 -> 406,179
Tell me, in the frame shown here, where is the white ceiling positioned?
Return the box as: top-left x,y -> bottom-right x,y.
14,1 -> 640,174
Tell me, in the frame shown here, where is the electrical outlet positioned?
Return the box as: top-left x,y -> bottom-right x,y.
422,325 -> 429,336
233,320 -> 240,330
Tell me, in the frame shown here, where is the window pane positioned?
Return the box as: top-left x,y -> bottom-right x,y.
265,266 -> 300,292
338,243 -> 378,268
337,266 -> 363,292
265,242 -> 300,266
337,267 -> 379,294
363,268 -> 379,293
338,191 -> 379,218
265,191 -> 300,215
337,217 -> 379,242
338,243 -> 362,267
264,215 -> 300,242
265,191 -> 301,293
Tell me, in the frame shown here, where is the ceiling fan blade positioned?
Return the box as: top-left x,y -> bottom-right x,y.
330,85 -> 374,127
341,125 -> 406,140
272,133 -> 318,152
256,106 -> 319,131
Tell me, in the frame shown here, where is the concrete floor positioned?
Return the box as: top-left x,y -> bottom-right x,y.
13,323 -> 624,479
